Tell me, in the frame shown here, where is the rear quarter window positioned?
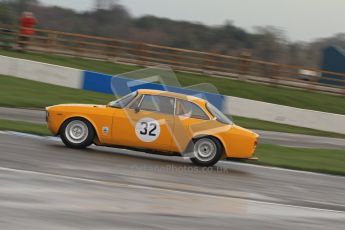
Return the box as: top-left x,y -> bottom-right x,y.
176,100 -> 209,120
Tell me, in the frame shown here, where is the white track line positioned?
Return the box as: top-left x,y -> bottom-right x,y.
0,130 -> 343,178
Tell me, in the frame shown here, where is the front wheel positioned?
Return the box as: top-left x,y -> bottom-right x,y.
60,118 -> 95,149
190,137 -> 223,167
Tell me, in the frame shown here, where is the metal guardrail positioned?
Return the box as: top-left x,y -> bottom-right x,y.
1,24 -> 345,95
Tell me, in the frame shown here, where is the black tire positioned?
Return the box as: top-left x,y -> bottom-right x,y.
190,137 -> 223,167
60,118 -> 95,149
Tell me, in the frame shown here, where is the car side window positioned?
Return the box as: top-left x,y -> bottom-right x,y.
176,100 -> 209,120
128,95 -> 143,109
109,92 -> 137,108
139,95 -> 175,115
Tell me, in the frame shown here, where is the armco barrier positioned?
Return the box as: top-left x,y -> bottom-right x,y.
0,55 -> 82,88
224,97 -> 345,134
0,55 -> 344,134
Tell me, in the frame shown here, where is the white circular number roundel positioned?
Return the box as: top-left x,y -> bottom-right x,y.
135,118 -> 160,142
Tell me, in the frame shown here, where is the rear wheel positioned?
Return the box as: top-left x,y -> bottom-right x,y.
190,137 -> 223,167
60,118 -> 95,149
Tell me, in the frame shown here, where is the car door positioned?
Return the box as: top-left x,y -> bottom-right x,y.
112,94 -> 176,152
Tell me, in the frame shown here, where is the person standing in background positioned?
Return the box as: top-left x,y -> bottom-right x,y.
18,12 -> 37,51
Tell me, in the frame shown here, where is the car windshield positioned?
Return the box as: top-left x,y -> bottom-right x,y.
206,103 -> 232,125
108,92 -> 137,108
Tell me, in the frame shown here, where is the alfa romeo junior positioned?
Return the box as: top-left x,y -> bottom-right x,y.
46,89 -> 258,166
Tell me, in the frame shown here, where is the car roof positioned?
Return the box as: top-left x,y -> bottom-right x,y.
136,89 -> 207,103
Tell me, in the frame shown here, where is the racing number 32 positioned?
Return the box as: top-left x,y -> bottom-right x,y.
139,121 -> 157,136
135,118 -> 161,142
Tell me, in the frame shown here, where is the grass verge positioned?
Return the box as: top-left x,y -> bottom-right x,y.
250,144 -> 345,176
1,74 -> 344,138
0,74 -> 113,108
0,119 -> 344,176
1,49 -> 345,115
233,116 -> 345,138
0,119 -> 50,136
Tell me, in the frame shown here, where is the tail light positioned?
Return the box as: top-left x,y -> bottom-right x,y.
46,110 -> 49,122
254,139 -> 258,149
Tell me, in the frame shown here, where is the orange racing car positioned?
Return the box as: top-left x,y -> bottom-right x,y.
46,89 -> 258,166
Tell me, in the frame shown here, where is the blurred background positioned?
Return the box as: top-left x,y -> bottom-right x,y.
1,0 -> 345,67
0,1 -> 345,229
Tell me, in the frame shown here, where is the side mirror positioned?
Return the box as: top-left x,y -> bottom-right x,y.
134,106 -> 140,113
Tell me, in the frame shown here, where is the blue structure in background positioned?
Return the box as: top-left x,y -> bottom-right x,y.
320,46 -> 345,86
83,71 -> 114,94
82,71 -> 225,111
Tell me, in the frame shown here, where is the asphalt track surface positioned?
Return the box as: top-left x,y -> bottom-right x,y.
0,131 -> 344,229
1,107 -> 345,149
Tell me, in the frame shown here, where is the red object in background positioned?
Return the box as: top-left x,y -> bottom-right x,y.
20,16 -> 37,35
